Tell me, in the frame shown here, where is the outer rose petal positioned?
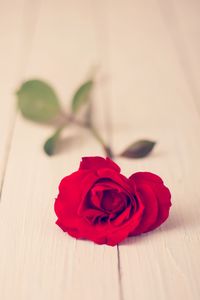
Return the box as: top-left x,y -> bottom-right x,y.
54,170 -> 97,228
128,183 -> 159,235
129,172 -> 171,234
79,156 -> 120,173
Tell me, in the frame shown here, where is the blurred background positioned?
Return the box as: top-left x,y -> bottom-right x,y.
1,0 -> 200,175
1,0 -> 200,125
1,0 -> 200,139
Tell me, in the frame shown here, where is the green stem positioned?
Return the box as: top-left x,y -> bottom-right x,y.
61,111 -> 113,158
90,126 -> 106,146
90,126 -> 113,158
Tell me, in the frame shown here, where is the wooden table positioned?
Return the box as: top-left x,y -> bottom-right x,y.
0,0 -> 200,299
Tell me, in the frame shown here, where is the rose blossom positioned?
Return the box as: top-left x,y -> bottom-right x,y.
54,157 -> 171,246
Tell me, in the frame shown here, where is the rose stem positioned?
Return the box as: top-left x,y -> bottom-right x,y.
61,112 -> 113,158
89,125 -> 113,158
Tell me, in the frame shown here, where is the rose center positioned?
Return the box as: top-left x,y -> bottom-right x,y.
101,190 -> 126,212
80,182 -> 132,225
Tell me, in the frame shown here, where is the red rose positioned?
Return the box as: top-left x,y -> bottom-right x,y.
54,157 -> 171,246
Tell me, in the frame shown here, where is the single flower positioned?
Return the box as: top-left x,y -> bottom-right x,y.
54,156 -> 171,246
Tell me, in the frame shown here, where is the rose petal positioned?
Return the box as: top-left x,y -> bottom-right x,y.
97,168 -> 135,197
111,204 -> 132,226
128,182 -> 159,235
79,156 -> 121,173
148,183 -> 171,231
129,172 -> 171,234
55,170 -> 96,228
130,172 -> 163,184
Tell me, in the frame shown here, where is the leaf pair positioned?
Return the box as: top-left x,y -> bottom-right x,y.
17,79 -> 93,122
17,79 -> 93,155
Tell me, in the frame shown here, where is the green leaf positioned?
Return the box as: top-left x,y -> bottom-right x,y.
71,80 -> 93,113
120,140 -> 156,158
17,79 -> 61,123
43,127 -> 63,156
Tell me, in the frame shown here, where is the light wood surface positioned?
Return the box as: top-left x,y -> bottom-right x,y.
0,0 -> 200,299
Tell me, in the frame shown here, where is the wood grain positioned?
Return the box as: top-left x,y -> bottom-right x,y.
0,0 -> 25,185
0,0 -> 200,299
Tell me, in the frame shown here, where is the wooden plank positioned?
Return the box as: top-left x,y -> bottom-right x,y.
105,0 -> 200,299
0,1 -> 120,299
0,0 -> 26,186
160,0 -> 200,113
